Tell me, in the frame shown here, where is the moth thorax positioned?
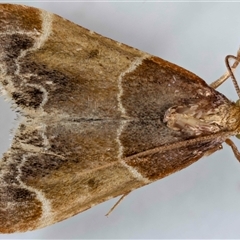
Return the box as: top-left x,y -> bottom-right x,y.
163,103 -> 229,136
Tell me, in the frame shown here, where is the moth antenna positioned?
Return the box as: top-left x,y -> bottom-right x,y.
225,54 -> 240,98
105,192 -> 131,217
210,48 -> 240,89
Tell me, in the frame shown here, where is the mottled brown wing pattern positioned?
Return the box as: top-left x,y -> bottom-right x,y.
0,4 -> 238,233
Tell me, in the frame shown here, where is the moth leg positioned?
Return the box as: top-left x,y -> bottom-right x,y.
105,191 -> 131,217
210,49 -> 240,90
210,73 -> 231,89
225,138 -> 240,162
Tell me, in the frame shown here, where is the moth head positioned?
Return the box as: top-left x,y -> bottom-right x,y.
235,99 -> 240,139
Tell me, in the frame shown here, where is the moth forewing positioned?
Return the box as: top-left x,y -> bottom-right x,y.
0,3 -> 240,234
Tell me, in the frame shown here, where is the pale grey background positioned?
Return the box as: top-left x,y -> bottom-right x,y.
1,1 -> 240,239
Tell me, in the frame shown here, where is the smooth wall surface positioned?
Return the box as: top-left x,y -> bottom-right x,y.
1,1 -> 240,239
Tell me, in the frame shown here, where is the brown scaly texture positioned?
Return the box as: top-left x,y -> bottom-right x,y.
0,4 -> 240,233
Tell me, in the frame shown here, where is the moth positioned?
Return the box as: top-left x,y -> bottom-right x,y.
0,3 -> 240,234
